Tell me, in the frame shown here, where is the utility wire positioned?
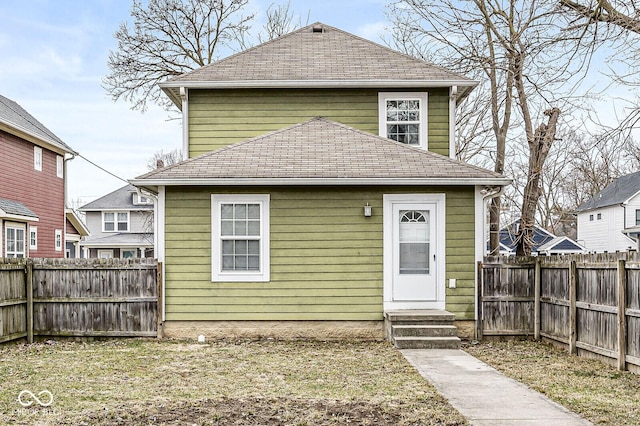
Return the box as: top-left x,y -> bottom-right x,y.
76,153 -> 130,185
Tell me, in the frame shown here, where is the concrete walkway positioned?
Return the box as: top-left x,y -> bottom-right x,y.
401,349 -> 593,425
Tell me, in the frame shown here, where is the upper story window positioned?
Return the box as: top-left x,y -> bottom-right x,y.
56,156 -> 64,178
54,229 -> 62,251
589,214 -> 594,221
103,211 -> 129,232
597,213 -> 602,220
379,92 -> 428,150
133,193 -> 153,205
636,209 -> 640,226
211,194 -> 270,282
5,225 -> 25,258
34,146 -> 42,171
29,226 -> 37,250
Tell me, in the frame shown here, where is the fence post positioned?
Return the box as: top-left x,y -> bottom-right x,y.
534,258 -> 541,340
157,261 -> 164,340
476,261 -> 483,341
26,260 -> 33,344
617,259 -> 627,371
569,260 -> 577,355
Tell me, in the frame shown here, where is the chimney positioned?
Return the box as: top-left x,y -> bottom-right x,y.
156,159 -> 165,169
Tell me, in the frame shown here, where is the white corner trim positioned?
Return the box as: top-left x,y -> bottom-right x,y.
474,186 -> 485,321
157,186 -> 166,321
449,86 -> 457,159
180,87 -> 189,160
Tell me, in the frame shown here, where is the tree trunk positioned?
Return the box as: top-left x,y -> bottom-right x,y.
516,107 -> 561,256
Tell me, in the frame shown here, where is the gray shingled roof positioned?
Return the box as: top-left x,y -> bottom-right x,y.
80,233 -> 153,246
160,23 -> 477,107
0,94 -> 76,154
79,184 -> 154,211
132,117 -> 507,185
0,197 -> 38,219
575,171 -> 640,213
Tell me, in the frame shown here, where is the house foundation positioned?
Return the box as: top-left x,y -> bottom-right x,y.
161,320 -> 385,341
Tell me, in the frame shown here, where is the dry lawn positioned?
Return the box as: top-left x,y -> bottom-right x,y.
0,339 -> 467,425
465,340 -> 640,425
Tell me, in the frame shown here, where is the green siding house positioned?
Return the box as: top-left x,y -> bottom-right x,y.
131,23 -> 510,341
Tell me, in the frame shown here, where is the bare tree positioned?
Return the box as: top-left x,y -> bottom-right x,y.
105,0 -> 302,112
258,0 -> 307,43
146,148 -> 183,170
389,0 -> 581,255
560,0 -> 640,134
104,0 -> 255,112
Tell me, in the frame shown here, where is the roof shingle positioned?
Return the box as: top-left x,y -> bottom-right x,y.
0,94 -> 76,154
160,23 -> 477,106
134,117 -> 506,184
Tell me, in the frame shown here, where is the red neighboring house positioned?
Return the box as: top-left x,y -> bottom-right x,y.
0,94 -> 77,258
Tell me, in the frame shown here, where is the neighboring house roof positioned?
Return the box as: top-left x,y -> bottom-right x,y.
79,184 -> 154,211
575,171 -> 640,213
497,220 -> 585,255
0,197 -> 39,222
65,209 -> 90,237
0,94 -> 77,155
160,22 -> 477,107
131,117 -> 509,188
537,236 -> 586,254
80,233 -> 153,247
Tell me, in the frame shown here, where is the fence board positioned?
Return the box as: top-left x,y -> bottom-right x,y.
0,258 -> 158,343
481,253 -> 640,372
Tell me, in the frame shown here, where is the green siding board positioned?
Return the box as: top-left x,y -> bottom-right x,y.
164,184 -> 476,321
187,88 -> 450,157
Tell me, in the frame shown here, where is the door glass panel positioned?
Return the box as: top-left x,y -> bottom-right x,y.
399,210 -> 430,275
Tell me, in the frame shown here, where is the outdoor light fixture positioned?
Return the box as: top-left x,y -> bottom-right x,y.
364,202 -> 372,217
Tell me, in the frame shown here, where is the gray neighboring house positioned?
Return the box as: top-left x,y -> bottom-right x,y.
79,184 -> 154,259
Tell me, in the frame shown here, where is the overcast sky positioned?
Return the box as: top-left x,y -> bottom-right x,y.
0,0 -> 388,206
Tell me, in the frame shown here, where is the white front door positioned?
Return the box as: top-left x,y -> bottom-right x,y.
384,194 -> 445,310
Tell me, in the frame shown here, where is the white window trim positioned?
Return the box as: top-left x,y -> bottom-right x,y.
34,146 -> 42,171
98,249 -> 113,259
56,155 -> 64,178
29,226 -> 37,250
211,194 -> 270,282
5,223 -> 26,258
54,229 -> 62,251
383,194 -> 446,311
102,211 -> 130,233
378,92 -> 428,150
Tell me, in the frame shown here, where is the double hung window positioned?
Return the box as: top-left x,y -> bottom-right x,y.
212,195 -> 269,282
6,226 -> 25,258
103,212 -> 129,232
379,92 -> 428,149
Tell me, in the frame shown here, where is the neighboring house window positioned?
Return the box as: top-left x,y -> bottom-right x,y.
55,229 -> 62,251
6,225 -> 25,258
29,226 -> 37,250
636,209 -> 640,226
98,250 -> 113,259
103,212 -> 129,232
133,193 -> 153,205
34,146 -> 42,171
122,249 -> 136,259
56,156 -> 64,178
378,92 -> 428,150
211,194 -> 270,282
597,213 -> 602,220
589,214 -> 594,221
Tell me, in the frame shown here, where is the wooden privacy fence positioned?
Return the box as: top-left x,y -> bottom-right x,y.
479,254 -> 640,372
0,258 -> 160,344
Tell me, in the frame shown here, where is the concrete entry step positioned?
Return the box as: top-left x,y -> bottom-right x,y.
392,324 -> 458,337
385,309 -> 461,349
